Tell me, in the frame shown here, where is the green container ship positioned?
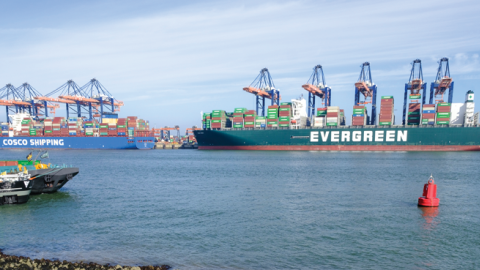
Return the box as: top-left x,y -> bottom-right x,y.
195,65 -> 479,151
194,125 -> 480,151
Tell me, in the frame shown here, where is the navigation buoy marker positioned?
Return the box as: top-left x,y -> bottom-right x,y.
418,174 -> 440,207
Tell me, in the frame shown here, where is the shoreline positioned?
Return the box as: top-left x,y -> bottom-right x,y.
0,249 -> 172,270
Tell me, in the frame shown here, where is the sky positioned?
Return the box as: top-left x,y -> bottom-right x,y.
1,0 -> 480,130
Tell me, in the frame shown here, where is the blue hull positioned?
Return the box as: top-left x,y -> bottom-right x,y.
0,137 -> 155,150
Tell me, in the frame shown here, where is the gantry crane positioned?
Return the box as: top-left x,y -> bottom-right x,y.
402,59 -> 427,125
243,68 -> 280,116
152,126 -> 180,141
17,83 -> 59,120
80,79 -> 124,121
0,84 -> 21,122
41,80 -> 90,119
1,83 -> 58,122
354,62 -> 377,125
429,57 -> 454,104
186,127 -> 201,136
302,65 -> 331,117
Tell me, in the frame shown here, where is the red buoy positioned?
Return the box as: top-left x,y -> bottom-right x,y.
418,174 -> 440,207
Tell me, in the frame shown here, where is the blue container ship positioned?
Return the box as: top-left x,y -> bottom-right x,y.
0,136 -> 155,149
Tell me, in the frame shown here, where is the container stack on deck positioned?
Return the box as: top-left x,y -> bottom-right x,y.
314,108 -> 327,127
1,123 -> 8,136
379,96 -> 394,126
117,118 -> 127,136
436,103 -> 451,125
352,106 -> 367,126
202,113 -> 211,129
267,105 -> 279,128
233,108 -> 246,128
279,103 -> 292,128
244,110 -> 256,128
326,106 -> 340,126
255,116 -> 266,128
211,110 -> 226,129
407,103 -> 421,125
421,104 -> 436,125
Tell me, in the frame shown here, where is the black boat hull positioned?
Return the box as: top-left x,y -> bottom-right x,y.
29,167 -> 79,194
0,179 -> 33,205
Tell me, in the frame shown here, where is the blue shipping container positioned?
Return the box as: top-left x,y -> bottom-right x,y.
422,110 -> 435,113
353,114 -> 365,117
117,132 -> 126,136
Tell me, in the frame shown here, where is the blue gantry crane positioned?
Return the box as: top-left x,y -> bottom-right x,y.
243,68 -> 280,116
16,83 -> 59,120
42,80 -> 89,119
429,57 -> 454,104
402,59 -> 427,125
80,79 -> 124,122
0,84 -> 21,122
354,62 -> 377,125
302,65 -> 332,118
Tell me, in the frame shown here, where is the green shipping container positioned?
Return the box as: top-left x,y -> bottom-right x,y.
212,110 -> 224,113
245,114 -> 255,117
280,102 -> 292,105
279,108 -> 291,111
409,95 -> 421,99
86,132 -> 94,136
353,109 -> 365,113
279,124 -> 290,127
437,112 -> 451,117
436,121 -> 450,125
256,116 -> 266,120
267,115 -> 278,119
437,103 -> 451,106
407,122 -> 419,125
408,116 -> 420,120
117,125 -> 126,128
381,96 -> 394,99
211,119 -> 223,123
44,130 -> 52,133
244,121 -> 255,125
100,132 -> 108,135
379,122 -> 392,125
233,124 -> 243,128
408,111 -> 420,115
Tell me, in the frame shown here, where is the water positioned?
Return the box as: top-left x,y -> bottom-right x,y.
1,150 -> 480,269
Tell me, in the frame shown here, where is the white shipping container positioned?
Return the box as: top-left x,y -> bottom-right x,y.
450,103 -> 466,125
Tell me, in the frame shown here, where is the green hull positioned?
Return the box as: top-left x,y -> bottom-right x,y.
194,126 -> 480,151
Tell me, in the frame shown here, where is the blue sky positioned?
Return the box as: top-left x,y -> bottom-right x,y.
1,0 -> 479,129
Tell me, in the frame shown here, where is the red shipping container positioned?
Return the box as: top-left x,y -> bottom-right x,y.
6,161 -> 18,166
422,113 -> 435,118
353,106 -> 365,109
244,125 -> 255,128
280,105 -> 291,109
244,117 -> 255,121
0,161 -> 6,166
327,112 -> 338,117
317,108 -> 327,111
279,112 -> 291,116
267,119 -> 278,122
437,107 -> 451,112
268,105 -> 279,109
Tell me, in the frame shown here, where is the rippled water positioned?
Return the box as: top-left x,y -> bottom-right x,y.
1,150 -> 480,269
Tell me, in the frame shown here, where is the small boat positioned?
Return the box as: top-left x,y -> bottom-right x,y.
0,172 -> 32,205
0,150 -> 79,194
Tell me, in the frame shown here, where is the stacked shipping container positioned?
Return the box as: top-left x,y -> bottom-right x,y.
436,103 -> 451,125
407,103 -> 421,125
279,103 -> 292,128
421,104 -> 436,125
379,96 -> 394,125
267,105 -> 279,127
352,106 -> 367,126
211,110 -> 227,129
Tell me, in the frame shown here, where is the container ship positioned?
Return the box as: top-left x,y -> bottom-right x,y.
194,59 -> 480,151
0,79 -> 155,149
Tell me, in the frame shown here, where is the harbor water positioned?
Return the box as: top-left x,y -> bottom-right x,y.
1,150 -> 479,269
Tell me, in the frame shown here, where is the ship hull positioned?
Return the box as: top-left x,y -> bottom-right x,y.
0,137 -> 155,149
194,126 -> 480,151
29,167 -> 80,194
0,179 -> 32,205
